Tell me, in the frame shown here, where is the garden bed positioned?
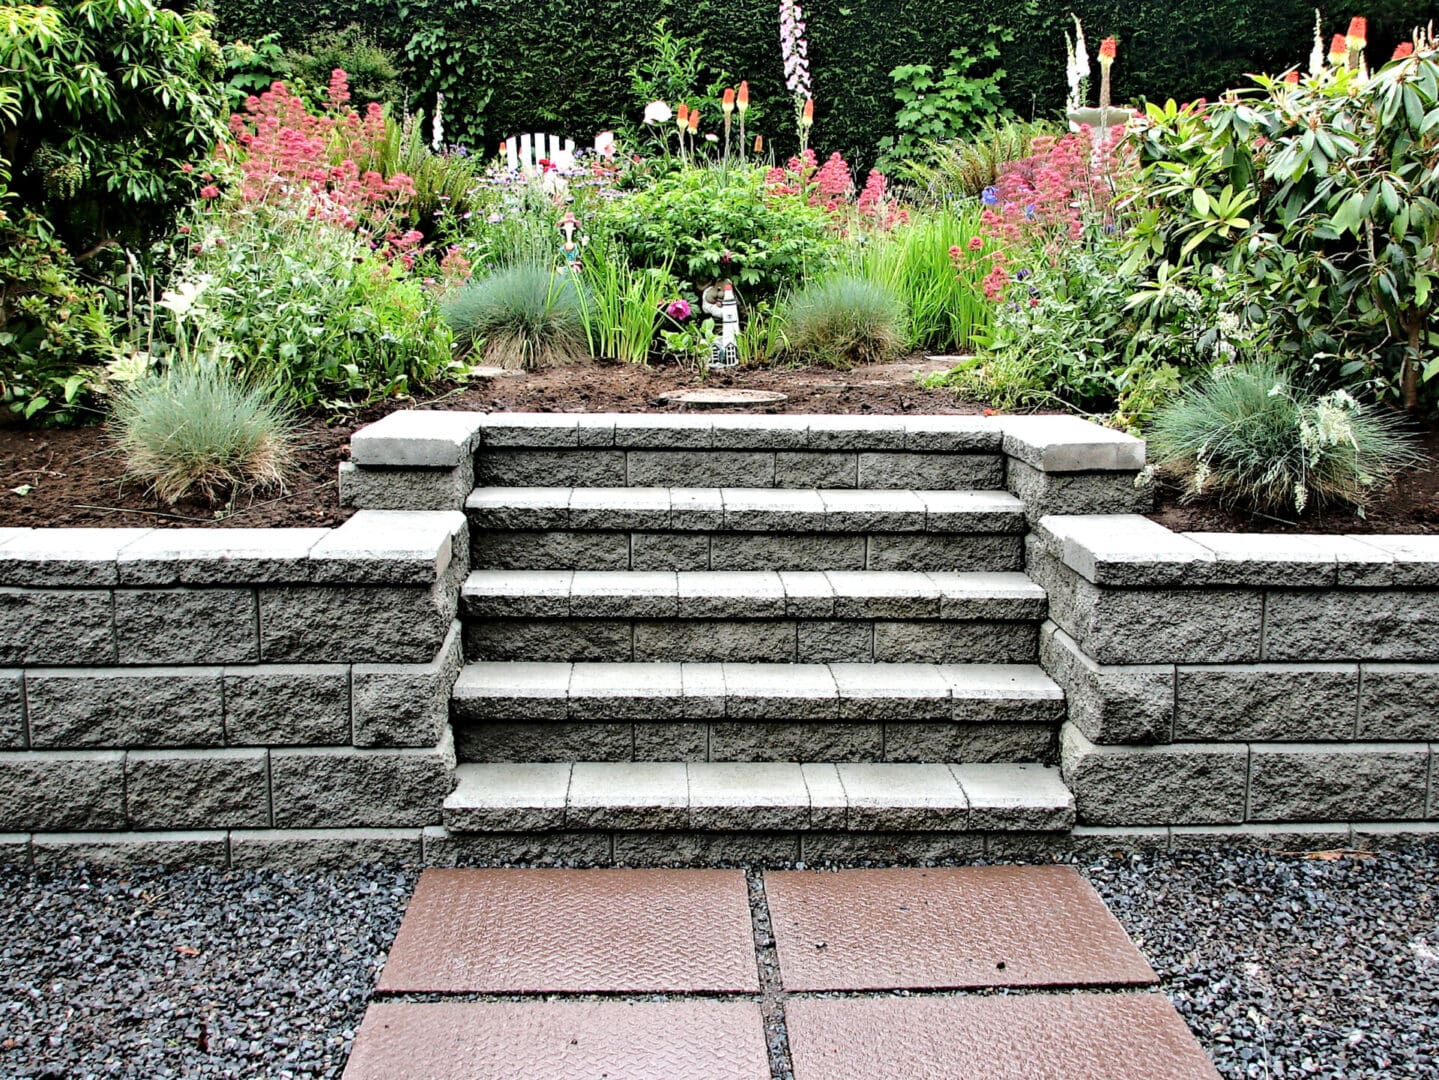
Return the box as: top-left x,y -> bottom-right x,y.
0,359 -> 984,530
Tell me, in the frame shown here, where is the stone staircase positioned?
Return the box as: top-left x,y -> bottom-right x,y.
422,415 -> 1139,863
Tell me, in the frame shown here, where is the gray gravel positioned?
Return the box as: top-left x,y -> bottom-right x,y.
0,864 -> 416,1079
1083,844 -> 1439,1080
1,845 -> 1434,1079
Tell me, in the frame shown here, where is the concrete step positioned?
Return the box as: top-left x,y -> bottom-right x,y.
451,661 -> 1064,763
471,413 -> 1008,491
461,569 -> 1047,664
441,760 -> 1075,834
466,487 -> 1026,572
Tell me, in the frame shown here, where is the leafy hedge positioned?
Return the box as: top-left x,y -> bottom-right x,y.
209,0 -> 1424,162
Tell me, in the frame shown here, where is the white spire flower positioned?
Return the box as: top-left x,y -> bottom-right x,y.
432,92 -> 445,152
1309,8 -> 1325,75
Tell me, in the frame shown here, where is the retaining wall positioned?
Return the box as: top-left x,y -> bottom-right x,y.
0,511 -> 467,869
1030,514 -> 1439,850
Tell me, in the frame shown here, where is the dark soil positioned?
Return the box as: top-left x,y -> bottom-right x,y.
3,358 -> 1436,533
1148,419 -> 1439,535
0,358 -> 976,529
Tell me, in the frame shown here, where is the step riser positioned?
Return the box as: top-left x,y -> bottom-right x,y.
453,721 -> 1056,765
476,448 -> 1005,491
474,531 -> 1023,572
464,619 -> 1038,665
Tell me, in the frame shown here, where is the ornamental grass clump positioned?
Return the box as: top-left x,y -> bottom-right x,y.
783,274 -> 907,369
113,364 -> 297,505
441,263 -> 586,369
1148,360 -> 1422,516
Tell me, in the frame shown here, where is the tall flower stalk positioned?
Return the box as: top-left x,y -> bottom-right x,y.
779,0 -> 812,147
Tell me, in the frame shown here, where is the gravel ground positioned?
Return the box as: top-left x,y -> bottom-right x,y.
0,845 -> 1434,1079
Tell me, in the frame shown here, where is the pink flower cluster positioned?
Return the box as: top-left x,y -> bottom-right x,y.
856,170 -> 907,229
227,74 -> 415,228
765,150 -> 907,230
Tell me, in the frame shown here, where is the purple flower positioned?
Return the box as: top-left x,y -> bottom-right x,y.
981,186 -> 999,205
666,299 -> 692,320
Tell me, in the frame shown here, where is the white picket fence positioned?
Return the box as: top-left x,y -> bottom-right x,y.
500,132 -> 616,172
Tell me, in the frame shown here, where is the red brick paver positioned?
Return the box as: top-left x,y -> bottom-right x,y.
765,865 -> 1157,990
786,993 -> 1222,1080
376,868 -> 758,993
342,1000 -> 770,1080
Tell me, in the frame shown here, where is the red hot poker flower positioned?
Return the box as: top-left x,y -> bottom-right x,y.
1392,41 -> 1414,60
1098,37 -> 1117,64
737,81 -> 750,113
1284,70 -> 1300,85
722,87 -> 736,114
1328,33 -> 1348,64
688,109 -> 700,134
1346,16 -> 1367,51
801,97 -> 814,127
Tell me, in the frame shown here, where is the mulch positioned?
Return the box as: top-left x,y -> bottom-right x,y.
1,357 -> 1435,533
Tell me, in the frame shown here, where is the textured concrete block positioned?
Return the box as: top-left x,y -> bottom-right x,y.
724,663 -> 838,720
0,670 -> 23,749
475,448 -> 625,487
634,722 -> 708,761
260,584 -> 450,663
711,533 -> 866,572
802,762 -> 847,828
0,588 -> 114,665
1264,591 -> 1439,661
826,571 -> 941,619
451,662 -> 572,722
1060,724 -> 1248,826
350,409 -> 484,467
567,488 -> 671,532
1174,664 -> 1358,741
465,487 -> 573,531
916,490 -> 1027,532
125,748 -> 269,829
0,749 -> 125,830
830,663 -> 952,721
805,415 -> 907,451
1168,823 -> 1352,851
818,489 -> 927,532
0,528 -> 149,586
422,826 -> 613,867
0,833 -> 30,866
667,488 -> 727,530
706,414 -> 812,450
1247,743 -> 1431,821
567,662 -> 684,720
340,460 -> 474,512
1006,460 -> 1150,524
872,621 -> 1035,664
353,621 -> 464,747
707,722 -> 883,762
455,721 -> 633,763
629,450 -> 775,487
1351,821 -> 1439,849
882,723 -> 1054,763
473,530 -> 630,571
799,831 -> 984,863
778,572 -> 835,618
865,534 -> 1022,572
1038,624 -> 1173,745
1355,535 -> 1439,587
675,571 -> 786,618
1068,580 -> 1263,665
1036,515 -> 1215,587
950,763 -> 1074,830
836,762 -> 969,830
1001,414 -> 1145,472
443,763 -> 570,831
633,619 -> 796,663
1183,532 -> 1341,588
609,414 -> 716,449
116,529 -> 327,586
230,827 -> 423,869
468,618 -> 633,662
720,489 -> 828,532
901,416 -> 1003,453
984,826 -> 1170,862
31,830 -> 228,868
857,452 -> 1003,491
570,570 -> 678,617
612,830 -> 801,865
114,588 -> 258,664
25,667 -> 223,748
681,663 -> 727,719
270,733 -> 455,827
630,532 -> 710,571
477,413 -> 581,448
1359,664 -> 1439,740
566,761 -> 687,829
796,620 -> 873,662
223,665 -> 350,746
774,451 -> 857,489
688,762 -> 810,829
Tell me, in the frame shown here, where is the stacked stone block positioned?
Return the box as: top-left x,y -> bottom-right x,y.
0,512 -> 467,868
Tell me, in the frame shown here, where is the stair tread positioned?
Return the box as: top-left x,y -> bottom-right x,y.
442,760 -> 1074,833
466,486 -> 1025,534
452,660 -> 1064,723
463,569 -> 1046,620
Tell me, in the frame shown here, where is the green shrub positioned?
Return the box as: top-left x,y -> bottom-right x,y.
442,264 -> 587,369
598,164 -> 836,296
575,235 -> 673,365
879,35 -> 1012,165
783,274 -> 907,368
112,363 -> 297,505
285,24 -> 402,111
163,204 -> 454,407
896,119 -> 1055,202
1148,360 -> 1422,516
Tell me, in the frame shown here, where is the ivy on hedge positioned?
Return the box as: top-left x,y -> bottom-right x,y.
209,0 -> 1421,163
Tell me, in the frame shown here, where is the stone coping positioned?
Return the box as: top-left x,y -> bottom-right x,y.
351,411 -> 1146,473
1038,514 -> 1439,589
0,511 -> 467,587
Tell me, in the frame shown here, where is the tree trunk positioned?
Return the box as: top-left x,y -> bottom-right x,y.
1400,310 -> 1422,411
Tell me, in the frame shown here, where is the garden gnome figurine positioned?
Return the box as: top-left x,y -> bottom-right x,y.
710,281 -> 740,368
557,212 -> 582,271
